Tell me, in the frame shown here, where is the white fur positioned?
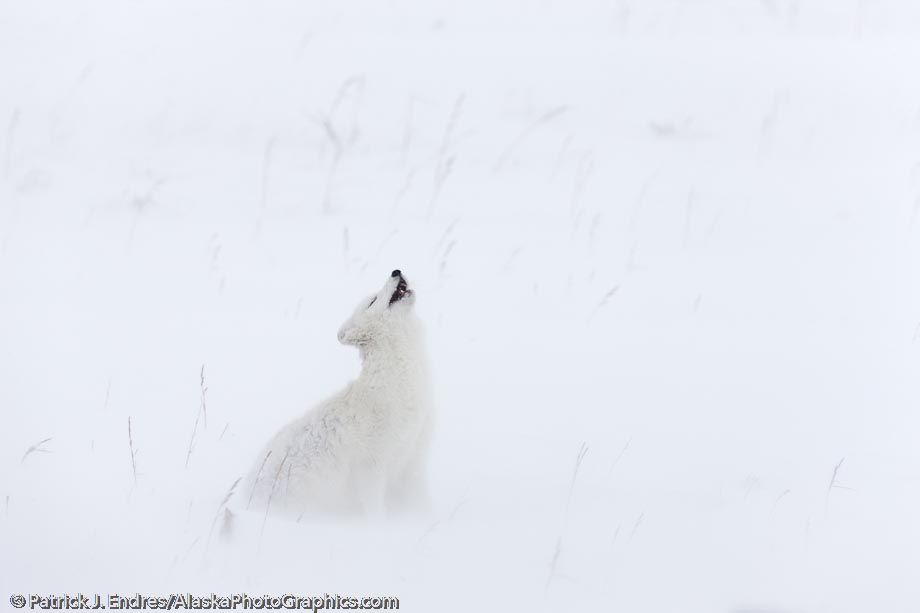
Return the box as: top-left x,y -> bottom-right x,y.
243,272 -> 432,520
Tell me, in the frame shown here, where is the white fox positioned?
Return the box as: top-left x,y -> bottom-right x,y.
243,270 -> 433,519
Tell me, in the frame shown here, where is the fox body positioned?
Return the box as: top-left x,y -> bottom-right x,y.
243,271 -> 432,519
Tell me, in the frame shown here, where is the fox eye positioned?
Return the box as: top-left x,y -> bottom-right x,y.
367,297 -> 377,309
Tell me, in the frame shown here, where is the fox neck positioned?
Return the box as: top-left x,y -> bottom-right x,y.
357,333 -> 428,390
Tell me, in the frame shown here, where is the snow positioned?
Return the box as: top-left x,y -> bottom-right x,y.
1,1 -> 919,611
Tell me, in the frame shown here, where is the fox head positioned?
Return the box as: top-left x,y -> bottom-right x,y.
337,270 -> 419,349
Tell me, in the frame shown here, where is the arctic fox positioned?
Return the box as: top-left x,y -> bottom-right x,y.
243,270 -> 433,519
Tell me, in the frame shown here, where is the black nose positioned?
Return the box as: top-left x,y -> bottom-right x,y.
391,269 -> 402,278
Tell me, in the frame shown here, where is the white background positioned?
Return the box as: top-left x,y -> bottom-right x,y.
1,1 -> 919,611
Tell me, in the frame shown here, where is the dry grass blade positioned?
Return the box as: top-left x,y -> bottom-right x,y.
771,488 -> 792,515
607,436 -> 632,477
417,499 -> 468,546
564,442 -> 589,518
428,94 -> 465,218
258,449 -> 291,550
127,418 -> 138,485
247,450 -> 272,509
391,168 -> 417,218
185,365 -> 208,469
588,285 -> 620,322
21,437 -> 52,464
494,105 -> 569,173
207,477 -> 241,546
548,441 -> 590,590
439,240 -> 457,274
199,364 -> 208,429
545,536 -> 563,591
569,442 -> 589,499
824,457 -> 846,516
629,511 -> 645,542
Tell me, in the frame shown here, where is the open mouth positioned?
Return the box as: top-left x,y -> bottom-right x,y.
389,275 -> 411,305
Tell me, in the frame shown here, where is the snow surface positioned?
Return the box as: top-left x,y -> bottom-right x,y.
1,1 -> 919,611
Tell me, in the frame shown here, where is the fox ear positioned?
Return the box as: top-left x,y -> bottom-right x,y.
337,318 -> 368,346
